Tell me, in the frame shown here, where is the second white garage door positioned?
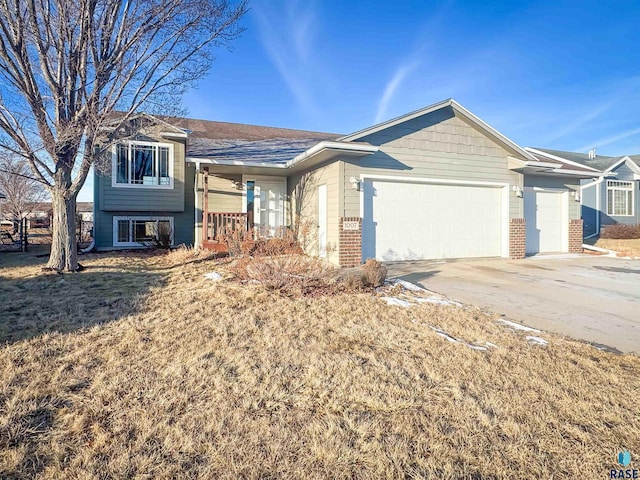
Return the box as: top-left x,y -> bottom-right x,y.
362,179 -> 505,261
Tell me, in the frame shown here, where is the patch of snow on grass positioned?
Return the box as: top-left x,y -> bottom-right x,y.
429,326 -> 488,351
387,278 -> 427,292
380,297 -> 413,307
414,296 -> 461,307
497,319 -> 541,333
526,336 -> 548,346
204,272 -> 223,281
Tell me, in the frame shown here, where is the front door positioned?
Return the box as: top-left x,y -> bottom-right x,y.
253,179 -> 285,237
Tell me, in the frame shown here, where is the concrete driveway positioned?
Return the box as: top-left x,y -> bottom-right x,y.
386,255 -> 640,354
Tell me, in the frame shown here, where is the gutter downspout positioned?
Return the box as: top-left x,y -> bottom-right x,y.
581,176 -> 605,239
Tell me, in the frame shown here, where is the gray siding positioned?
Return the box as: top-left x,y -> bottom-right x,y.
94,132 -> 194,249
598,162 -> 640,226
98,137 -> 186,212
288,162 -> 340,263
95,209 -> 193,249
205,173 -> 244,212
341,107 -> 524,218
524,175 -> 581,219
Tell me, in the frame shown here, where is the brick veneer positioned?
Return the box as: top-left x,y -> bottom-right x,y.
509,218 -> 526,259
568,219 -> 584,254
339,217 -> 362,267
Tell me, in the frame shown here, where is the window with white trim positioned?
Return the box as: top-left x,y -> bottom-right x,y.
113,216 -> 173,246
113,141 -> 173,187
606,181 -> 634,216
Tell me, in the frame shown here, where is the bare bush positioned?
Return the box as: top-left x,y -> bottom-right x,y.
339,259 -> 388,290
231,255 -> 338,296
164,245 -> 215,266
600,224 -> 640,239
362,259 -> 388,287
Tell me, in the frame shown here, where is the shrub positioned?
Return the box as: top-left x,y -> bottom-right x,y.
164,245 -> 215,265
339,259 -> 388,290
231,254 -> 338,296
362,259 -> 387,287
216,226 -> 303,257
600,224 -> 640,239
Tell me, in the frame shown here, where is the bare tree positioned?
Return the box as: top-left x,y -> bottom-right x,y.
0,154 -> 48,229
0,0 -> 247,271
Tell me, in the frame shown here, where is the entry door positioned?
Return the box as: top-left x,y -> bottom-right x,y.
317,184 -> 327,257
524,188 -> 565,254
254,180 -> 285,237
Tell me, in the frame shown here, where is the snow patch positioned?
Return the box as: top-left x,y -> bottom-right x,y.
387,278 -> 428,292
204,272 -> 223,281
429,326 -> 488,351
526,336 -> 548,346
380,297 -> 413,307
497,319 -> 541,333
414,296 -> 461,307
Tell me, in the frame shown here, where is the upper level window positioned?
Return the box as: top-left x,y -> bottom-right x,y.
606,180 -> 634,216
113,141 -> 173,188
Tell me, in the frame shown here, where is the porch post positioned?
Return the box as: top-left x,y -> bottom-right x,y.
203,167 -> 209,243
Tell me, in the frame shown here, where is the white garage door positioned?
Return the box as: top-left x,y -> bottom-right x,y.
362,179 -> 504,261
524,188 -> 566,254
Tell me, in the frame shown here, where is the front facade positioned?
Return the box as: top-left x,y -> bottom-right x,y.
94,100 -> 591,265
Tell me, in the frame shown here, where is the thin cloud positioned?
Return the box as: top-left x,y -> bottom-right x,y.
252,1 -> 320,114
576,125 -> 640,152
375,62 -> 420,124
545,99 -> 616,143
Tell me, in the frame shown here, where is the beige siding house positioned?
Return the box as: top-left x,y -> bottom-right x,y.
94,99 -> 596,265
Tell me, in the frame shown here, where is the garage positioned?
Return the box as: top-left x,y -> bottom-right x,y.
361,178 -> 506,261
524,188 -> 567,254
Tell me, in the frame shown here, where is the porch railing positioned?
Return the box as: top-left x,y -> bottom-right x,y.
203,212 -> 249,243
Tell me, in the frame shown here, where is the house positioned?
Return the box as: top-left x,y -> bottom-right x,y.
526,148 -> 640,237
93,99 -> 595,265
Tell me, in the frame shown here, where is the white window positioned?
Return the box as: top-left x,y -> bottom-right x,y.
113,216 -> 173,247
606,181 -> 634,216
113,141 -> 173,188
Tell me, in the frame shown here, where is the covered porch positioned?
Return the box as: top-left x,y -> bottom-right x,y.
198,167 -> 288,251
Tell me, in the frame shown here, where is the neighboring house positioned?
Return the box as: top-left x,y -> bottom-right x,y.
94,99 -> 594,265
77,202 -> 94,223
526,148 -> 640,237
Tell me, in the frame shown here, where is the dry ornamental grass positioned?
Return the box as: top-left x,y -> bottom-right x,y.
0,248 -> 639,479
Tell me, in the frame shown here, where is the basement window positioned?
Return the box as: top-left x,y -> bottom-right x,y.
113,141 -> 173,188
606,181 -> 634,216
113,216 -> 173,246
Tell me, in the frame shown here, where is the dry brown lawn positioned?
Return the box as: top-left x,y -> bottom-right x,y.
595,238 -> 640,257
0,249 -> 639,479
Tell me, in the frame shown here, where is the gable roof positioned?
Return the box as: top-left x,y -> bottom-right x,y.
529,147 -> 623,172
339,98 -> 538,162
524,148 -> 601,173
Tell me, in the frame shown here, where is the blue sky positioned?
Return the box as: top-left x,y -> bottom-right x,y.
79,0 -> 640,200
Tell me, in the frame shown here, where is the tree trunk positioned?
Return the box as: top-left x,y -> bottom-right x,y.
46,187 -> 78,272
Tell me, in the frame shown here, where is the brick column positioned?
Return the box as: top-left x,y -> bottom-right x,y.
509,218 -> 526,259
568,219 -> 583,254
339,217 -> 362,267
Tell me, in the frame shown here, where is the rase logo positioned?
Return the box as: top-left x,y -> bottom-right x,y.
611,451 -> 638,479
